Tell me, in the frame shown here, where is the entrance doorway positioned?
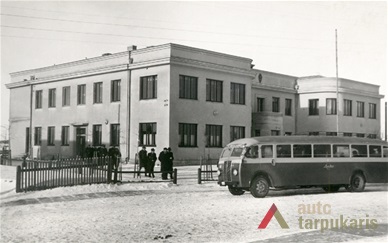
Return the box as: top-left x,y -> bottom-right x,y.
75,127 -> 87,157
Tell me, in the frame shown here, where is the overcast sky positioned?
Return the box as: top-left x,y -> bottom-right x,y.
1,1 -> 387,138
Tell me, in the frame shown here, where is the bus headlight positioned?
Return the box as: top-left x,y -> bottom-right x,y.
232,169 -> 238,176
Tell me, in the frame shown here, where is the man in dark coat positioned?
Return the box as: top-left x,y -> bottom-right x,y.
167,147 -> 174,179
158,148 -> 169,180
147,148 -> 157,178
138,146 -> 148,176
108,146 -> 121,170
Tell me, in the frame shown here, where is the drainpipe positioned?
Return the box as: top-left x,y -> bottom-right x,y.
126,63 -> 131,160
29,83 -> 33,159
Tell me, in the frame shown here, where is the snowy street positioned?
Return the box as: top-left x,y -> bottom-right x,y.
1,164 -> 387,242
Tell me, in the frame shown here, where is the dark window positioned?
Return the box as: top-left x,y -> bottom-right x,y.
206,79 -> 223,102
344,99 -> 352,116
369,145 -> 381,157
48,89 -> 56,108
255,130 -> 261,136
92,125 -> 102,146
309,99 -> 319,115
257,98 -> 264,112
369,103 -> 377,119
343,133 -> 353,137
351,145 -> 367,157
110,124 -> 120,146
25,127 -> 30,154
326,98 -> 337,115
261,145 -> 273,158
313,144 -> 331,158
111,80 -> 121,102
245,146 -> 258,158
179,123 -> 197,147
357,101 -> 364,117
271,130 -> 280,136
285,99 -> 292,116
276,145 -> 291,158
326,132 -> 337,136
179,75 -> 198,100
230,126 -> 245,142
206,124 -> 222,147
93,82 -> 103,104
368,134 -> 377,139
139,123 -> 156,146
61,126 -> 69,146
62,86 -> 70,106
293,144 -> 312,158
357,133 -> 365,138
272,97 -> 279,112
34,127 -> 42,145
35,90 -> 42,109
140,75 -> 157,99
230,83 -> 245,105
47,126 -> 55,146
77,84 -> 86,105
309,132 -> 319,136
333,145 -> 350,157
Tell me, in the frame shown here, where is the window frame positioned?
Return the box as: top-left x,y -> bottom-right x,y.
230,82 -> 246,105
140,75 -> 157,100
92,124 -> 102,146
230,126 -> 245,142
35,90 -> 43,109
47,126 -> 55,146
272,97 -> 280,112
357,101 -> 365,118
369,103 -> 377,119
309,99 -> 319,116
48,88 -> 56,108
285,98 -> 292,116
179,123 -> 198,147
344,99 -> 352,116
205,124 -> 223,147
139,122 -> 157,146
111,79 -> 121,102
179,75 -> 198,100
34,127 -> 42,146
77,84 -> 86,105
93,82 -> 103,104
61,126 -> 70,146
326,98 -> 337,115
62,86 -> 70,107
206,79 -> 223,102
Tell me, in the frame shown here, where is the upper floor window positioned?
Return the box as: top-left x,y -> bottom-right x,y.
230,126 -> 245,142
206,79 -> 223,102
357,101 -> 365,117
48,88 -> 56,108
285,99 -> 292,116
179,75 -> 198,100
257,98 -> 264,112
206,124 -> 222,147
369,103 -> 377,119
344,99 -> 352,116
139,123 -> 157,146
93,82 -> 103,104
230,83 -> 245,105
47,126 -> 55,146
309,99 -> 319,115
77,84 -> 86,105
111,80 -> 121,102
62,86 -> 70,106
326,98 -> 337,115
140,75 -> 157,99
272,97 -> 279,112
179,123 -> 197,147
35,90 -> 43,109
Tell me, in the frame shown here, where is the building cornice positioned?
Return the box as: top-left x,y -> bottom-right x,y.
252,83 -> 297,94
298,88 -> 384,99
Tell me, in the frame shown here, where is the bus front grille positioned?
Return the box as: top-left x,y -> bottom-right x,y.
224,161 -> 232,182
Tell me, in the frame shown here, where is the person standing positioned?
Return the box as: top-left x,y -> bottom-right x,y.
147,148 -> 157,178
138,146 -> 148,176
158,148 -> 169,180
167,147 -> 174,179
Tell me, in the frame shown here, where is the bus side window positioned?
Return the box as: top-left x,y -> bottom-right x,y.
246,146 -> 258,158
333,145 -> 350,157
276,145 -> 291,158
369,145 -> 382,158
313,144 -> 331,158
351,145 -> 367,157
293,144 -> 312,158
261,145 -> 273,158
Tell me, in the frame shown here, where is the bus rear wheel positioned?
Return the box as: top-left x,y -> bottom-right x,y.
322,185 -> 341,193
250,176 -> 269,198
228,186 -> 245,196
348,173 -> 366,192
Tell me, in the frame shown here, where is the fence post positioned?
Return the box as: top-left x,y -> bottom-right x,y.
107,157 -> 112,183
173,168 -> 177,184
16,166 -> 22,192
198,168 -> 202,184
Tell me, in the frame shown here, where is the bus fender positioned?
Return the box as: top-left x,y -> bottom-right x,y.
349,169 -> 367,183
250,171 -> 274,187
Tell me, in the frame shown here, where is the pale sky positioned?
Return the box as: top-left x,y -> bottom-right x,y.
1,1 -> 387,139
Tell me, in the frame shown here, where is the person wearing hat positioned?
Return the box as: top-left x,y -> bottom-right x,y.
158,147 -> 169,180
138,146 -> 148,177
147,148 -> 157,178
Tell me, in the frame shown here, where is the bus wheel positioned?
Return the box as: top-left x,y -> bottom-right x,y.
228,186 -> 245,196
349,173 -> 366,192
322,185 -> 340,193
250,176 -> 269,198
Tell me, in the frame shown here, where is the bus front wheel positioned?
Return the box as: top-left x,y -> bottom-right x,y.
348,173 -> 366,192
250,176 -> 269,198
228,186 -> 245,196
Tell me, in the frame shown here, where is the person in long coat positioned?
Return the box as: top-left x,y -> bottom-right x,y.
158,148 -> 169,180
138,146 -> 148,176
167,147 -> 174,179
147,148 -> 157,178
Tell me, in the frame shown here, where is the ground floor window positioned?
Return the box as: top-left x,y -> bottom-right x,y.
179,123 -> 197,147
230,126 -> 245,142
206,124 -> 222,147
61,126 -> 69,146
271,130 -> 280,136
34,127 -> 42,145
110,124 -> 120,146
139,123 -> 156,146
93,125 -> 102,146
47,126 -> 55,146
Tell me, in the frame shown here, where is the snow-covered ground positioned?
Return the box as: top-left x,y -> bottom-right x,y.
1,164 -> 387,242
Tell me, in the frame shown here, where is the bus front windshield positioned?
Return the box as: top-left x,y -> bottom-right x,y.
220,146 -> 244,158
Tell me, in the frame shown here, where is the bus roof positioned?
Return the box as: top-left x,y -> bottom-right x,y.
227,136 -> 388,147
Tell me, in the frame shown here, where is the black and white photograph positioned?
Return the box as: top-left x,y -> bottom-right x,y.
1,1 -> 387,242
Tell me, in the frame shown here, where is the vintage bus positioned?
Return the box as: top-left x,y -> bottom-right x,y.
217,136 -> 388,198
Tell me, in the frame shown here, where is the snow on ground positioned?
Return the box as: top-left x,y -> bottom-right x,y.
1,164 -> 388,242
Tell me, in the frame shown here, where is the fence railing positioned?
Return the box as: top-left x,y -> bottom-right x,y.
197,168 -> 218,184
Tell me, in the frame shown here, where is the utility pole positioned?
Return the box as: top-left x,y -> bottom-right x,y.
335,29 -> 339,135
385,102 -> 387,141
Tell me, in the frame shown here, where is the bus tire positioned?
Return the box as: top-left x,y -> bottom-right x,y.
250,176 -> 269,198
349,173 -> 366,192
322,185 -> 341,193
228,186 -> 245,196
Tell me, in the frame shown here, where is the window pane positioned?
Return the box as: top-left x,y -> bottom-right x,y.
277,145 -> 291,158
333,145 -> 350,157
313,145 -> 331,157
351,145 -> 367,157
261,145 -> 273,158
369,145 -> 381,157
293,144 -> 312,158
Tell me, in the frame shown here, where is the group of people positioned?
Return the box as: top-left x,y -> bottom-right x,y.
85,145 -> 121,169
138,146 -> 174,180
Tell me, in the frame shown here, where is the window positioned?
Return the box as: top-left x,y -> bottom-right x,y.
344,99 -> 352,116
35,90 -> 42,109
309,132 -> 319,136
25,127 -> 30,154
230,126 -> 245,142
357,101 -> 364,117
343,133 -> 353,137
313,145 -> 331,158
93,82 -> 103,104
309,99 -> 319,115
110,124 -> 120,146
179,123 -> 197,147
62,86 -> 70,106
140,75 -> 157,99
245,146 -> 258,158
272,97 -> 279,112
368,134 -> 377,139
48,89 -> 56,108
326,98 -> 337,115
357,133 -> 365,138
61,126 -> 69,146
111,80 -> 121,102
285,99 -> 292,116
255,130 -> 261,136
230,83 -> 245,105
277,145 -> 291,158
257,98 -> 264,112
179,75 -> 198,100
271,130 -> 280,136
333,145 -> 350,157
34,127 -> 42,145
139,123 -> 156,146
369,145 -> 381,157
206,124 -> 222,147
261,145 -> 273,158
92,125 -> 102,146
77,84 -> 86,105
351,145 -> 367,157
293,144 -> 312,158
369,103 -> 377,119
47,126 -> 55,146
326,132 -> 337,136
206,79 -> 223,102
